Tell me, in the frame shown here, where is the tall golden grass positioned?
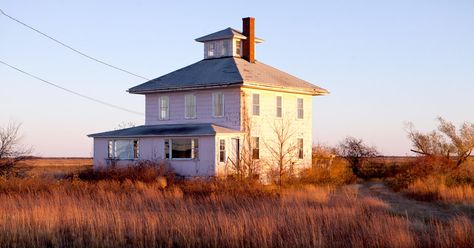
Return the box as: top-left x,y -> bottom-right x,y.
0,178 -> 472,248
404,176 -> 474,205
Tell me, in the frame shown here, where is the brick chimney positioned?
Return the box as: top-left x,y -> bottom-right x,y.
242,17 -> 255,63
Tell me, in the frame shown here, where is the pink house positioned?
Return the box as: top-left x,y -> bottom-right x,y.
88,17 -> 328,177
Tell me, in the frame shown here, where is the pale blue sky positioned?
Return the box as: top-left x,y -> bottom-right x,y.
1,1 -> 473,156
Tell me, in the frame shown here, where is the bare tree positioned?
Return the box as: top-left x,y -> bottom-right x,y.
406,117 -> 474,166
337,136 -> 378,176
226,91 -> 261,181
405,122 -> 453,158
0,121 -> 32,176
115,121 -> 136,130
437,117 -> 474,166
263,117 -> 300,187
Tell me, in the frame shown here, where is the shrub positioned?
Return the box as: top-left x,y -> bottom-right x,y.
76,160 -> 176,185
300,160 -> 356,186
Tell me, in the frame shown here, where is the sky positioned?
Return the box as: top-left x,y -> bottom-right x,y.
1,0 -> 473,157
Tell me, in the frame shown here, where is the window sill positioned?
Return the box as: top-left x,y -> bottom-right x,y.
165,158 -> 200,161
106,158 -> 139,161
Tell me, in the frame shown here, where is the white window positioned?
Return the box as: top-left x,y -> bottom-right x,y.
207,42 -> 215,57
235,40 -> 241,56
297,98 -> 304,119
107,139 -> 139,160
252,94 -> 260,116
252,137 -> 259,160
185,94 -> 196,119
159,96 -> 169,120
164,139 -> 199,160
297,138 -> 304,159
276,96 -> 282,118
219,139 -> 226,163
212,92 -> 224,117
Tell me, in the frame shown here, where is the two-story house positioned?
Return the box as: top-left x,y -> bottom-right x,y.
88,17 -> 328,177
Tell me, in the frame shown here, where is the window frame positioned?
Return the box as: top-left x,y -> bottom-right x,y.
252,93 -> 260,116
207,42 -> 215,57
107,139 -> 139,160
235,40 -> 241,56
164,138 -> 199,160
297,138 -> 304,159
252,137 -> 260,160
297,98 -> 304,119
276,96 -> 282,118
184,94 -> 197,119
212,92 -> 225,118
219,139 -> 226,163
159,95 -> 170,120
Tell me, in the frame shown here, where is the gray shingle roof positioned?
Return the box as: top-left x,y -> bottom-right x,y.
88,123 -> 241,138
194,27 -> 263,42
128,57 -> 328,95
195,28 -> 246,42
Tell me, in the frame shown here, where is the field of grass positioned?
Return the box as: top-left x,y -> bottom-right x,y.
0,158 -> 472,247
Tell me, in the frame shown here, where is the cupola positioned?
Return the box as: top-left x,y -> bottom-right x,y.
195,17 -> 263,62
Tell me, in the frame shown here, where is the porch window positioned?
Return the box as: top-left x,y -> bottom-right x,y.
252,94 -> 260,116
164,138 -> 199,160
185,94 -> 196,119
276,96 -> 282,118
219,139 -> 226,163
297,138 -> 304,159
159,96 -> 169,120
213,92 -> 224,117
108,139 -> 139,160
297,98 -> 304,119
252,137 -> 259,160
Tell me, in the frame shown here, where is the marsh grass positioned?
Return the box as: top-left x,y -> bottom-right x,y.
0,177 -> 472,248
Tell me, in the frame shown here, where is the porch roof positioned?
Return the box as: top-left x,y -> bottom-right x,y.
87,123 -> 242,138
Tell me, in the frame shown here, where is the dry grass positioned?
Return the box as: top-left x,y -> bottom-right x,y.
0,177 -> 472,248
404,176 -> 474,205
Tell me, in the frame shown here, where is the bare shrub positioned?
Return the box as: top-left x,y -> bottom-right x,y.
0,121 -> 32,177
337,136 -> 379,177
312,144 -> 336,168
300,159 -> 355,186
